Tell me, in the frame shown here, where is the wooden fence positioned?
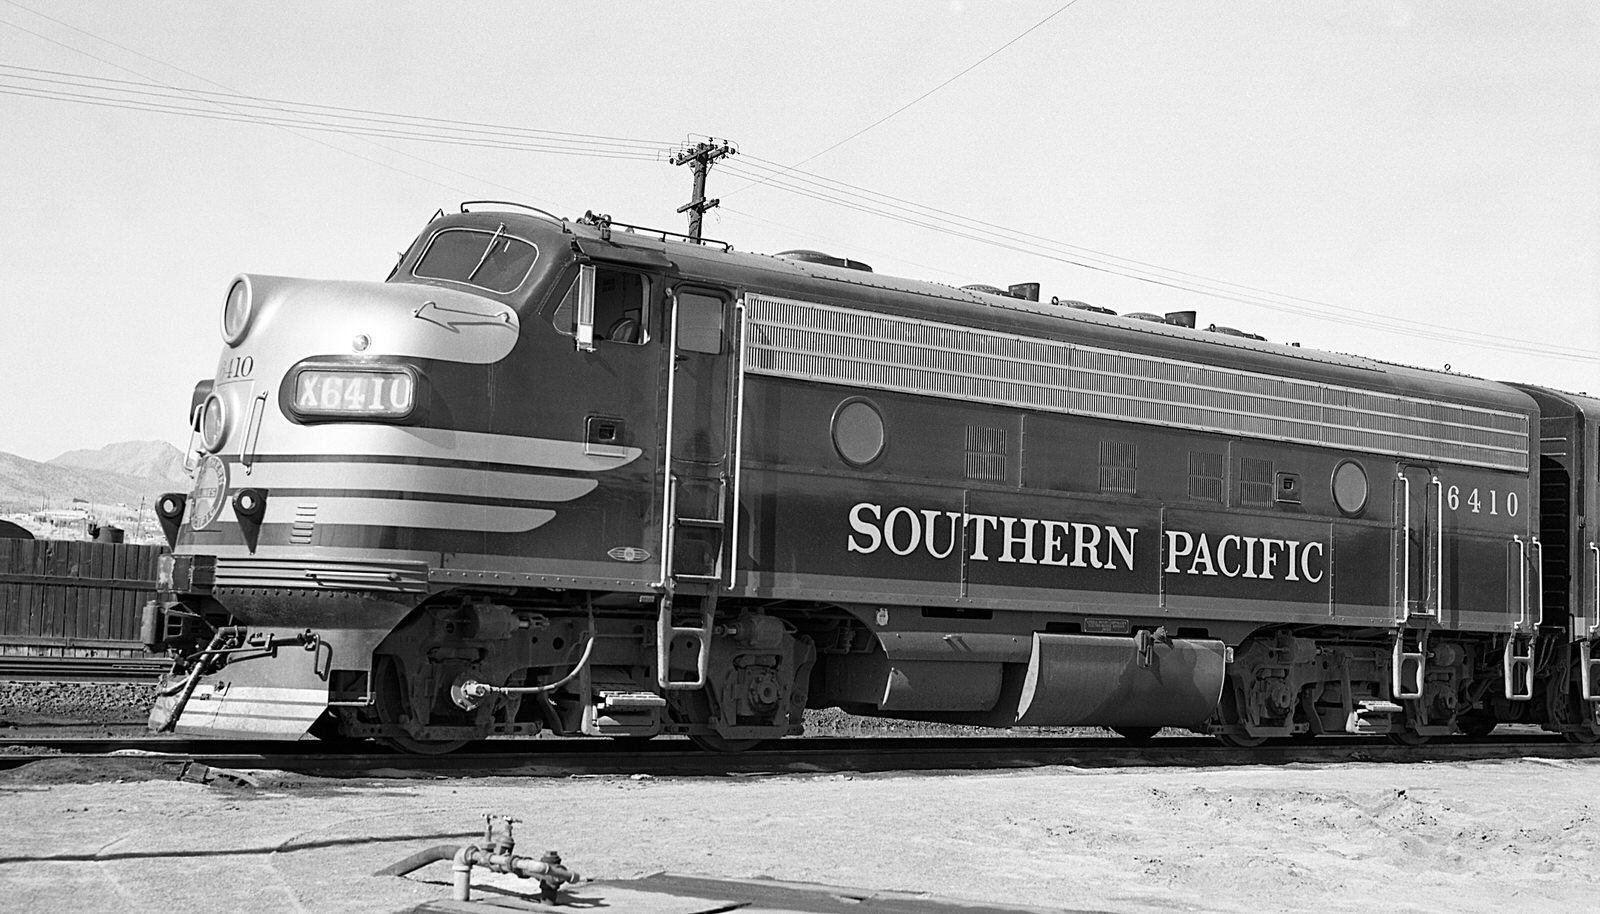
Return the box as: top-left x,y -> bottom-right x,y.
0,538 -> 163,659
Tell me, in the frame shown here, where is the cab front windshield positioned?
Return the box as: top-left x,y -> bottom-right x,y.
412,225 -> 538,293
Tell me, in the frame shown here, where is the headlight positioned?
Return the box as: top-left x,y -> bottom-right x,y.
221,276 -> 253,344
199,393 -> 227,451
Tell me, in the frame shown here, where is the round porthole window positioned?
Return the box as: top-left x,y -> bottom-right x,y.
832,399 -> 885,466
1331,460 -> 1369,516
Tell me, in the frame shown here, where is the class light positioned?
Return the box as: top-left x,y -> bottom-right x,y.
154,493 -> 187,551
233,487 -> 266,520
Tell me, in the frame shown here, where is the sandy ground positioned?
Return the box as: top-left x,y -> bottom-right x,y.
0,754 -> 1595,914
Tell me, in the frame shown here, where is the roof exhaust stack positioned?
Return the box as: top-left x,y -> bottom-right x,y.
1008,283 -> 1040,302
1052,298 -> 1117,316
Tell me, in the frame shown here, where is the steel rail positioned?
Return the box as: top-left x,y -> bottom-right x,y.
0,732 -> 1593,778
0,655 -> 168,682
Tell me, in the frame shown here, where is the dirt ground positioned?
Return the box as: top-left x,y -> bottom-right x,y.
0,754 -> 1594,914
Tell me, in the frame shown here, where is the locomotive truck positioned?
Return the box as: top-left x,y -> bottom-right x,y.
144,202 -> 1600,752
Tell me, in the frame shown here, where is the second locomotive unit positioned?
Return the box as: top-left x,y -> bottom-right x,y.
145,202 -> 1600,751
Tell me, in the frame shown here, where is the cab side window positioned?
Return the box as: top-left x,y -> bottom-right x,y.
552,266 -> 650,344
594,269 -> 648,343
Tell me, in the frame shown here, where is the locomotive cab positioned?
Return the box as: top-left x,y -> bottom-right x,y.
146,206 -> 814,751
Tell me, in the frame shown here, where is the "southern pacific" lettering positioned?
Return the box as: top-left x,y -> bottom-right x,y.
847,503 -> 1136,569
845,502 -> 1326,582
1163,531 -> 1324,582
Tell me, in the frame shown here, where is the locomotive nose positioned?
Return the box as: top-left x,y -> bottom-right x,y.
220,272 -> 522,365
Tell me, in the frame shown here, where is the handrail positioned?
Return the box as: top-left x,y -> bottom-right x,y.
1590,542 -> 1599,637
654,302 -> 683,590
1531,535 -> 1543,632
728,300 -> 749,589
241,394 -> 267,471
1425,475 -> 1442,617
1395,473 -> 1411,623
1513,535 -> 1529,631
577,214 -> 733,251
459,200 -> 564,222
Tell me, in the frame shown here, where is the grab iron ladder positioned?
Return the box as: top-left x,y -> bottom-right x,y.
1581,542 -> 1600,702
1392,472 -> 1441,701
1503,534 -> 1539,701
652,298 -> 747,692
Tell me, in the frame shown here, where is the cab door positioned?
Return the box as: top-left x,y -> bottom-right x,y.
659,285 -> 742,586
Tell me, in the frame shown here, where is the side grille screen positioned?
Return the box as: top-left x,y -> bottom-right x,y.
1238,457 -> 1275,507
1189,452 -> 1225,502
1099,440 -> 1138,494
964,426 -> 1009,482
744,294 -> 1529,472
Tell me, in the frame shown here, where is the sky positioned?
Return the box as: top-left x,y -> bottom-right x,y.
1,1 -> 1595,462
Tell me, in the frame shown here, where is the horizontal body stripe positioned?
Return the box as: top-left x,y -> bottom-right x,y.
259,496 -> 555,533
234,461 -> 598,504
744,294 -> 1530,472
251,424 -> 642,473
243,452 -> 592,479
252,487 -> 580,509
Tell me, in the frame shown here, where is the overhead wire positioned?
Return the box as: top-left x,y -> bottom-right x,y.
718,156 -> 1597,363
4,4 -> 1587,364
717,204 -> 975,285
705,0 -> 1591,364
0,1 -> 674,203
0,65 -> 672,159
725,0 -> 1082,195
1,65 -> 670,148
0,7 -> 484,195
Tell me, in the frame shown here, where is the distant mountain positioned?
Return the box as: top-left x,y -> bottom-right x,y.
49,441 -> 190,487
0,443 -> 189,517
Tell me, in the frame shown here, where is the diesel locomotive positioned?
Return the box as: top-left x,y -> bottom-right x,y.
145,202 -> 1600,752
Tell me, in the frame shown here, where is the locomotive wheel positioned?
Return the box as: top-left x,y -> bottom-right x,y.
1546,665 -> 1600,744
1457,712 -> 1497,737
371,655 -> 471,756
1212,678 -> 1265,747
1559,697 -> 1600,745
1111,726 -> 1159,743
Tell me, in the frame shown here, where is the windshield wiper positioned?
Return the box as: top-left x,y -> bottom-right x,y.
466,223 -> 506,283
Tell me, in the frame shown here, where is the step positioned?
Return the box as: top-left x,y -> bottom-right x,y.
598,690 -> 668,712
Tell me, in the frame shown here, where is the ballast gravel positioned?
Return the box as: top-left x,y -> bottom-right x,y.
0,754 -> 1596,913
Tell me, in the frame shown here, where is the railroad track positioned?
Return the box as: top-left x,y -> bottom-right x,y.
2,733 -> 1595,778
0,654 -> 168,682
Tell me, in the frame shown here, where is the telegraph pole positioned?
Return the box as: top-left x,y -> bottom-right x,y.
671,139 -> 735,242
